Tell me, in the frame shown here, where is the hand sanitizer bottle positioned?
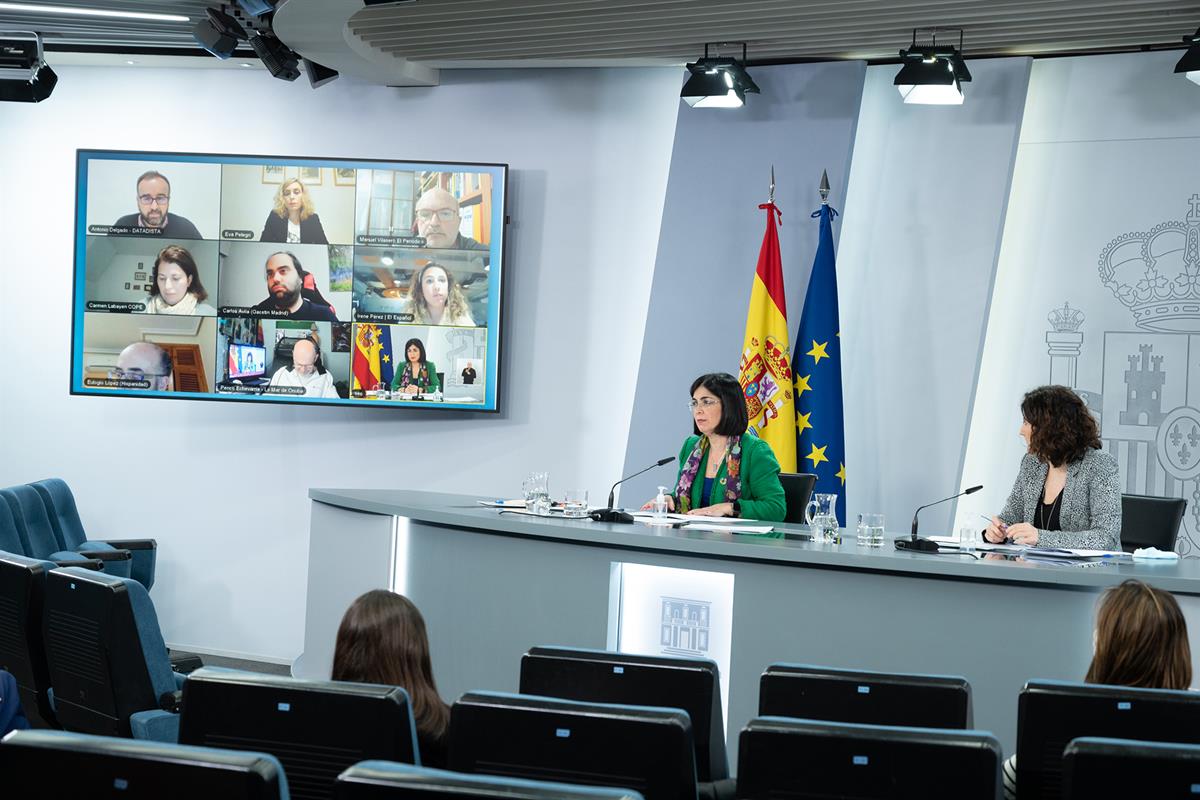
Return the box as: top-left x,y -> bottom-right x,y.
653,486 -> 669,518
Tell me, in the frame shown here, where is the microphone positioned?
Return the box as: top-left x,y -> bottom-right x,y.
591,456 -> 676,524
895,485 -> 983,552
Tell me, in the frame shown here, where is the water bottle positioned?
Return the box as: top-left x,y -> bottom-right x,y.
653,486 -> 669,518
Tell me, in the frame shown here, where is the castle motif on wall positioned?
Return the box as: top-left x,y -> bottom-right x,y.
1120,344 -> 1166,426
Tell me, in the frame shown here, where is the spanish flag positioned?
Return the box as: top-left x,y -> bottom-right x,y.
352,323 -> 394,392
738,202 -> 797,471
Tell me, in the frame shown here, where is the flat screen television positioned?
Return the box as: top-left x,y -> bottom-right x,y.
71,149 -> 507,411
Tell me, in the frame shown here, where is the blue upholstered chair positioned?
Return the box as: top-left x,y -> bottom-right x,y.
0,729 -> 290,799
41,566 -> 182,741
32,478 -> 156,587
0,484 -> 132,578
336,761 -> 645,800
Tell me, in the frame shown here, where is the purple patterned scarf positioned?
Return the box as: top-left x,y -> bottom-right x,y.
675,435 -> 743,512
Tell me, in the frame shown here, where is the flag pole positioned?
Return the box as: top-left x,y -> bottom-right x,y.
818,168 -> 830,204
769,164 -> 775,204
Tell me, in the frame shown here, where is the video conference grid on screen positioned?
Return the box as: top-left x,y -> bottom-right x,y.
72,151 -> 506,411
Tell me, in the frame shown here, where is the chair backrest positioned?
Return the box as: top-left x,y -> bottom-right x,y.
737,717 -> 1001,799
0,485 -> 67,558
0,729 -> 290,799
1017,680 -> 1200,798
1120,493 -> 1185,552
335,761 -> 645,800
180,667 -> 418,800
778,473 -> 817,524
758,663 -> 972,728
42,566 -> 175,736
519,646 -> 727,781
1063,736 -> 1200,799
0,552 -> 58,727
30,478 -> 88,552
0,498 -> 28,556
449,691 -> 697,800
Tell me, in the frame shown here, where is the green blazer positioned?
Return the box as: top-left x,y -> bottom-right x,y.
675,432 -> 786,522
391,360 -> 440,393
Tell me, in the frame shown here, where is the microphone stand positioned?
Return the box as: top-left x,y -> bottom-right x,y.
591,457 -> 676,524
895,485 -> 983,552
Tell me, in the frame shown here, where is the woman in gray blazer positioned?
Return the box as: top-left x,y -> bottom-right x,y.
985,385 -> 1121,550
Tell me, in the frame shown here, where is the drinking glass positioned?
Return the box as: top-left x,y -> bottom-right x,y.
562,489 -> 589,518
856,513 -> 885,547
522,472 -> 549,511
955,511 -> 979,553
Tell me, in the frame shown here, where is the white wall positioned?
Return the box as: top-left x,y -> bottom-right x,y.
837,58 -> 1031,535
0,64 -> 680,662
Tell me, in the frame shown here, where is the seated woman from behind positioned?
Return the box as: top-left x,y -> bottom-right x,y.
1002,579 -> 1191,800
332,590 -> 450,767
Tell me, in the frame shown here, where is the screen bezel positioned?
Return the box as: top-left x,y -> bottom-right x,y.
70,148 -> 509,414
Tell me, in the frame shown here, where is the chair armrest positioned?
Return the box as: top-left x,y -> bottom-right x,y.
52,558 -> 103,570
77,548 -> 132,562
159,688 -> 184,713
130,708 -> 179,743
101,538 -> 157,551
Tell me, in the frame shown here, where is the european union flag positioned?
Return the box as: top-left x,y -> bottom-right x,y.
795,203 -> 846,524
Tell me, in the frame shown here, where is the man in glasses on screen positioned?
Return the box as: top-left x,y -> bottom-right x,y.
112,170 -> 202,239
111,342 -> 174,391
413,187 -> 486,251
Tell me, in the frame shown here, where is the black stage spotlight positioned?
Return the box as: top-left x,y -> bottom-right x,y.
681,42 -> 759,108
894,28 -> 971,105
0,32 -> 57,103
1176,26 -> 1200,85
193,7 -> 248,60
250,32 -> 300,81
303,58 -> 339,88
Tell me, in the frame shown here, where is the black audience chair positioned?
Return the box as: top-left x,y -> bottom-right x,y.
0,729 -> 290,799
778,473 -> 817,524
758,663 -> 973,728
41,566 -> 181,739
520,646 -> 728,782
1017,680 -> 1200,798
737,717 -> 1001,800
179,667 -> 418,800
449,691 -> 697,800
0,552 -> 61,728
1120,493 -> 1186,553
336,761 -> 645,800
1063,736 -> 1200,799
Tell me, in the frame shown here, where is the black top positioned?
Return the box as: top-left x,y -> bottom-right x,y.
1037,486 -> 1063,532
417,728 -> 448,769
111,212 -> 202,239
461,367 -> 477,384
260,211 -> 329,244
251,297 -> 338,322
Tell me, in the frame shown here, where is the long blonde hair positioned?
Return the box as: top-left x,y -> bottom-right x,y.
272,178 -> 315,221
408,262 -> 473,325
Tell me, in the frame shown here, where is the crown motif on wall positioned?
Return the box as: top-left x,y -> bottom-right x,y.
1098,194 -> 1200,332
1048,301 -> 1085,332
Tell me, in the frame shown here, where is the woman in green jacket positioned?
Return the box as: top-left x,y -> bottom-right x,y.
644,372 -> 786,521
392,337 -> 440,395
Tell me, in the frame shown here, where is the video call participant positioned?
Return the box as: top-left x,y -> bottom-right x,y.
260,178 -> 329,244
414,187 -> 487,251
251,251 -> 339,322
461,361 -> 477,385
407,262 -> 475,326
391,337 -> 440,396
112,170 -> 202,239
112,341 -> 174,391
642,372 -> 786,521
267,338 -> 338,398
137,245 -> 216,315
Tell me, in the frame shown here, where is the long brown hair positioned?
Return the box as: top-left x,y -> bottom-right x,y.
1021,385 -> 1101,466
331,590 -> 450,739
1085,580 -> 1192,690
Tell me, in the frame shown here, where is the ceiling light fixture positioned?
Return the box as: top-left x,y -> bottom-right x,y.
0,3 -> 188,22
894,27 -> 971,105
0,31 -> 56,102
681,42 -> 759,109
1175,26 -> 1200,86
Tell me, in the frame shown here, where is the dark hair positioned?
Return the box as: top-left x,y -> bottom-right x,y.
331,590 -> 450,742
149,245 -> 207,301
1020,385 -> 1101,466
1085,580 -> 1191,690
135,170 -> 170,192
403,338 -> 427,365
266,250 -> 303,274
690,372 -> 749,436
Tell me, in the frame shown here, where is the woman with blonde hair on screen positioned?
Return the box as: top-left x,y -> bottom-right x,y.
260,177 -> 329,244
406,262 -> 475,326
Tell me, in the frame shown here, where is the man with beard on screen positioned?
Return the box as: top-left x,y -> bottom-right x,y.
251,251 -> 338,322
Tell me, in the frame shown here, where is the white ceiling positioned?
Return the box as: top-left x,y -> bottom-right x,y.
4,0 -> 1198,85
